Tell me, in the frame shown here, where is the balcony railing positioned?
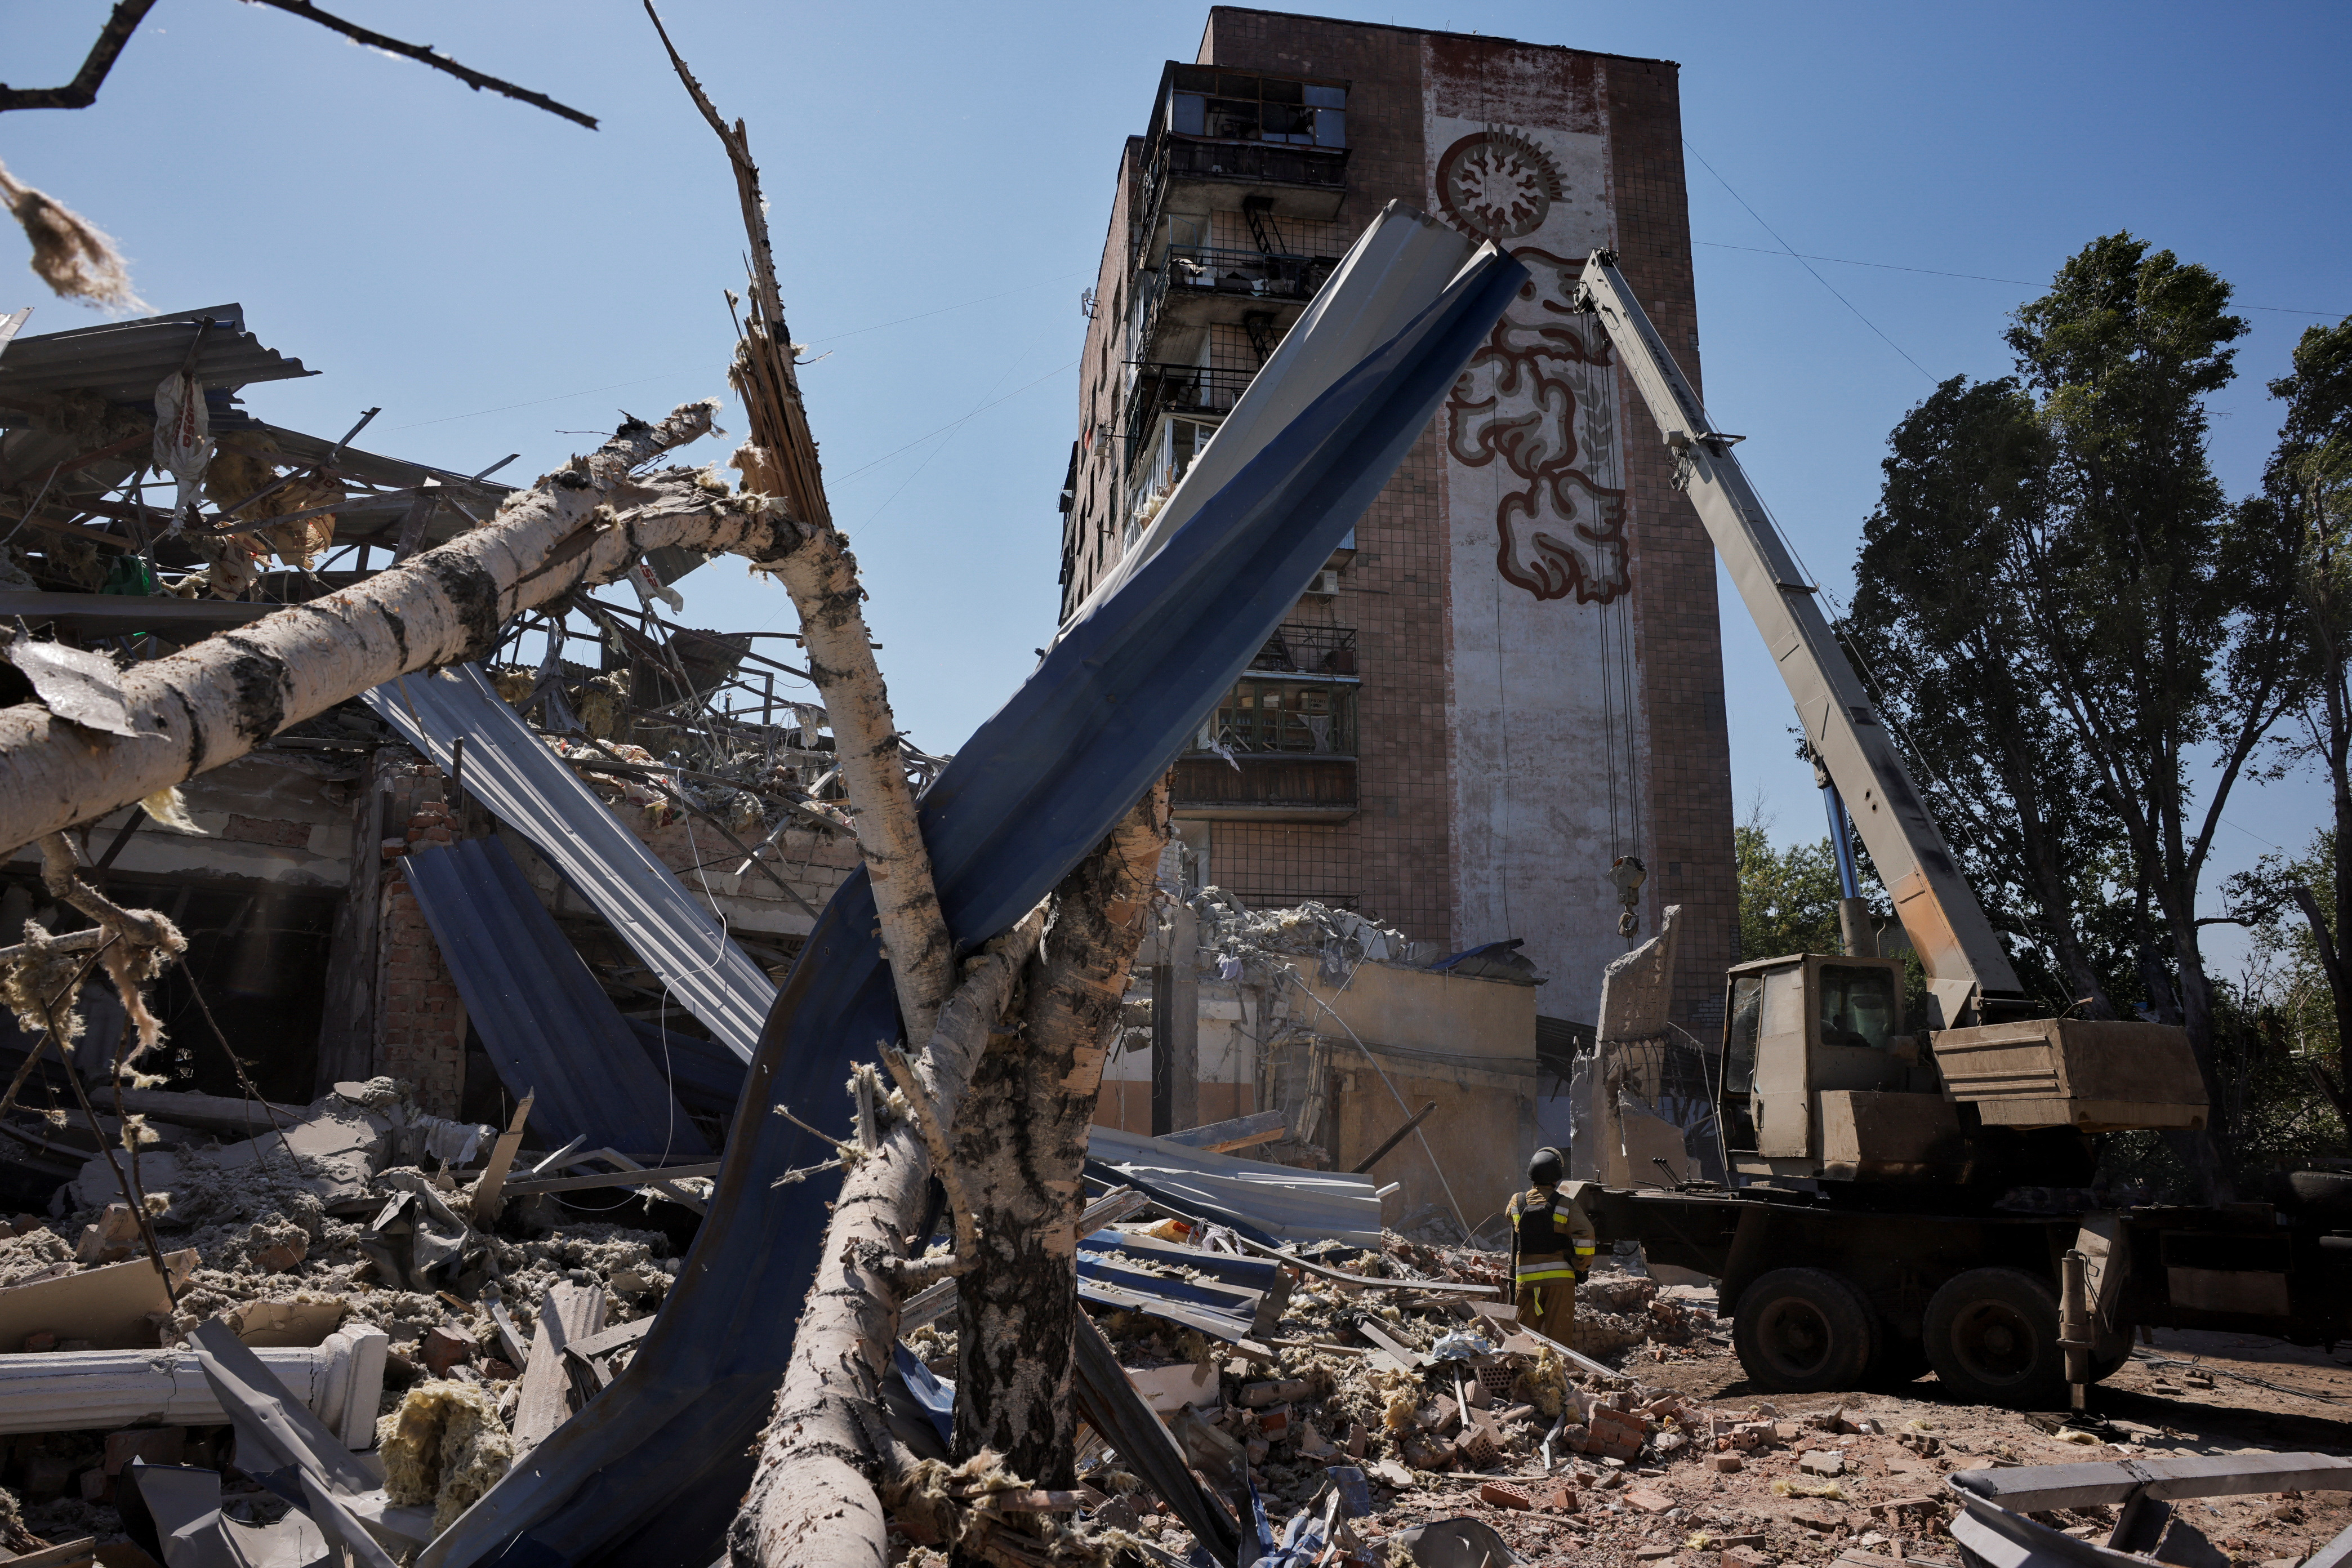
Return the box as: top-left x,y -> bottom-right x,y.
1122,363 -> 1255,470
1133,135 -> 1349,265
1166,245 -> 1332,301
1135,244 -> 1334,363
1250,621 -> 1357,677
1154,137 -> 1347,192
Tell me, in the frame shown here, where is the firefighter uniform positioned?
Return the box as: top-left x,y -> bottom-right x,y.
1507,1175 -> 1596,1345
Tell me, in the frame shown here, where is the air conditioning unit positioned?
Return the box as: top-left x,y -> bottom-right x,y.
1303,569 -> 1343,596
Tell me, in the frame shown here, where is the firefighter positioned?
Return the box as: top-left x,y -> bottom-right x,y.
1507,1146 -> 1596,1344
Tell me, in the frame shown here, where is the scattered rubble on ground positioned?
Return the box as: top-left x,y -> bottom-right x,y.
1012,1231 -> 2352,1568
0,1077 -> 688,1554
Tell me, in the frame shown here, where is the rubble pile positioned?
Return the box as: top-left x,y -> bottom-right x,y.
1054,1226 -> 2352,1568
1191,891 -> 1433,981
0,1078 -> 687,1551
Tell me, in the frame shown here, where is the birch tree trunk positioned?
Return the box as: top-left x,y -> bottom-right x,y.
0,400 -> 807,856
950,789 -> 1169,1501
732,792 -> 1164,1566
649,5 -> 955,1045
729,903 -> 1046,1568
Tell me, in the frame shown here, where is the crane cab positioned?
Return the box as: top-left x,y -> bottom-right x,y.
1720,954 -> 2213,1186
1720,953 -> 1962,1183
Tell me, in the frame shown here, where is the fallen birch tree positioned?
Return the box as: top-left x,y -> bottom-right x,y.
0,399 -> 794,855
639,14 -> 1174,1560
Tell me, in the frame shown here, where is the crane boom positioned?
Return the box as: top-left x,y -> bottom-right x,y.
1571,250 -> 2023,1024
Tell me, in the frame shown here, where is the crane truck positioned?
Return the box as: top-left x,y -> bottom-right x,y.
1565,250 -> 2352,1408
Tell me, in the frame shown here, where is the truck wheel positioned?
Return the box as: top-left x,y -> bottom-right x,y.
1733,1268 -> 1878,1393
1923,1268 -> 2065,1407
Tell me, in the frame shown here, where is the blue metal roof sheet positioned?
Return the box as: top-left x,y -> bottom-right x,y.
363,664 -> 776,1058
421,211 -> 1524,1568
399,836 -> 706,1160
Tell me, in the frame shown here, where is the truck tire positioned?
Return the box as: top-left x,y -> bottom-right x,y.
1733,1268 -> 1878,1393
1923,1267 -> 2065,1407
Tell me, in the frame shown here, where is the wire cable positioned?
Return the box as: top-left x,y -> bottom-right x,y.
1683,140 -> 1935,382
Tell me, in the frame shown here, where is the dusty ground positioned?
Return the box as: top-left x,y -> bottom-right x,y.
1346,1316 -> 2352,1567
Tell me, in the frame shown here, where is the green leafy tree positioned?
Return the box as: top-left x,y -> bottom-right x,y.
2003,236 -> 2301,1193
1846,376 -> 2129,1014
2253,314 -> 2352,1126
1735,800 -> 1843,963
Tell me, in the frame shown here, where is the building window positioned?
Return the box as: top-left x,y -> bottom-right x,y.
1199,678 -> 1357,756
1190,623 -> 1361,756
1166,68 -> 1347,148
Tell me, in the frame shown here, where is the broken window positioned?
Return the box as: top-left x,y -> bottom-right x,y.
1163,69 -> 1347,148
1196,678 -> 1356,756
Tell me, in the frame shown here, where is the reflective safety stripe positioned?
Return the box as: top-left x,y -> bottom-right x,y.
1517,1254 -> 1575,1281
1573,1240 -> 1597,1256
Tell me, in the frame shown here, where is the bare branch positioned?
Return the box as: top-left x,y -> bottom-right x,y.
0,0 -> 157,113
240,0 -> 599,130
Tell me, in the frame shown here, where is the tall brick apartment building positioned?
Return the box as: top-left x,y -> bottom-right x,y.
1058,8 -> 1735,1037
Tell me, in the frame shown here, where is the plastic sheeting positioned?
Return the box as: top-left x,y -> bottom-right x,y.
363,664 -> 776,1058
421,209 -> 1525,1568
399,838 -> 707,1160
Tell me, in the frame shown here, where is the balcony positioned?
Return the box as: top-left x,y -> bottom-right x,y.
1122,363 -> 1254,471
1171,623 -> 1360,822
1171,755 -> 1357,822
1137,244 -> 1334,363
1133,64 -> 1351,261
1249,622 -> 1357,678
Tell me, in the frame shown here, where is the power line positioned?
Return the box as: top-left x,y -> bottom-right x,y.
1694,239 -> 2346,319
1685,140 -> 1935,381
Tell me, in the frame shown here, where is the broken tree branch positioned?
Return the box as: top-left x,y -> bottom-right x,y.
0,0 -> 157,113
0,400 -> 809,857
731,900 -> 1049,1568
879,1042 -> 979,1270
647,2 -> 956,1047
238,0 -> 599,129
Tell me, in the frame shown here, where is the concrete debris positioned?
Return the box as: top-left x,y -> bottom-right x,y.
0,1067 -> 687,1557
1190,890 -> 1435,981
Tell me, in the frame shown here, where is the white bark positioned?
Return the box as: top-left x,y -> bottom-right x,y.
645,5 -> 956,1045
0,401 -> 804,856
730,903 -> 1048,1568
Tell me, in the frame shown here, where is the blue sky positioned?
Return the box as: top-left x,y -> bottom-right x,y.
8,1 -> 2348,955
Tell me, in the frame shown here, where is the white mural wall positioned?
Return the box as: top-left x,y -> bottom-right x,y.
1426,42 -> 1652,1027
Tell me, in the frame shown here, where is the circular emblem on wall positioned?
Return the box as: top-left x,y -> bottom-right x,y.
1435,130 -> 1565,240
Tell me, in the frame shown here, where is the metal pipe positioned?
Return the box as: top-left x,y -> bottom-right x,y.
2060,1248 -> 2091,1413
1821,782 -> 1874,958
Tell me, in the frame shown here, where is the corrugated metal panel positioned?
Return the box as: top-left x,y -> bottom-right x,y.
363,664 -> 776,1058
0,305 -> 313,409
399,836 -> 707,1160
421,211 -> 1524,1568
1086,1126 -> 1383,1248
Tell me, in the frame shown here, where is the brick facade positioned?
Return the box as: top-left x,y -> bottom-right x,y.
373,785 -> 467,1116
1060,8 -> 1734,1035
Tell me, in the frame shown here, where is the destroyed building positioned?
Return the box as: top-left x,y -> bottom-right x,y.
1058,8 -> 1739,1057
0,304 -> 862,1140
